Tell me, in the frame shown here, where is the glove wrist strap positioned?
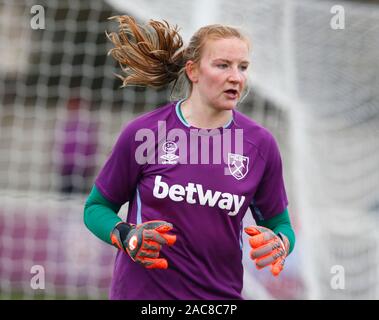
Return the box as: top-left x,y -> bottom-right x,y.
278,232 -> 290,254
110,222 -> 133,252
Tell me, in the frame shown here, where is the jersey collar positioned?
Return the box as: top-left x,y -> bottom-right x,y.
175,100 -> 233,129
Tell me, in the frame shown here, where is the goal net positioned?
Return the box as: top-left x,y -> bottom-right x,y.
0,0 -> 378,299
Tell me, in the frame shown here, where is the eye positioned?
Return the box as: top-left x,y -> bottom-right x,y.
239,65 -> 249,71
217,63 -> 228,69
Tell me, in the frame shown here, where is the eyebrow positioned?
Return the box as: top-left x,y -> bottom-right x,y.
213,58 -> 250,64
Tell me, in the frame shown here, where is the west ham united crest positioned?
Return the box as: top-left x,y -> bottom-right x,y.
228,153 -> 249,180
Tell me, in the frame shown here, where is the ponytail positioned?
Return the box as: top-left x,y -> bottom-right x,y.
106,16 -> 185,88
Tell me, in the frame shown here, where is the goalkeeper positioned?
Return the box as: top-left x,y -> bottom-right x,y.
84,16 -> 295,299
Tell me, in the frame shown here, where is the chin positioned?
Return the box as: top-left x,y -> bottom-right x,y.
218,101 -> 238,110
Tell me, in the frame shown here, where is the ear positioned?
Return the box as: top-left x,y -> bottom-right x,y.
185,60 -> 199,83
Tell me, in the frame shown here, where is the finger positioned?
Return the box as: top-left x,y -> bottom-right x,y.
251,242 -> 274,259
244,225 -> 271,236
159,233 -> 176,246
271,258 -> 285,276
249,232 -> 276,248
255,254 -> 276,269
249,234 -> 265,248
255,249 -> 285,269
250,239 -> 282,259
143,229 -> 170,245
140,258 -> 169,269
143,240 -> 162,251
156,224 -> 173,233
244,226 -> 261,236
143,220 -> 173,232
137,249 -> 160,259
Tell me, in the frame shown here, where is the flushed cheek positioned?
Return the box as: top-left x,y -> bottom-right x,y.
207,76 -> 225,89
205,81 -> 224,97
202,67 -> 224,82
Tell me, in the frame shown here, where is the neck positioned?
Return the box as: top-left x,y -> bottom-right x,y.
181,93 -> 233,129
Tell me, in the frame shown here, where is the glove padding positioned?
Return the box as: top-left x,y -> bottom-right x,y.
111,220 -> 176,269
244,225 -> 289,276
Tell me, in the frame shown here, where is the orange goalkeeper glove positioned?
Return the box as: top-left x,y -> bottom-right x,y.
110,220 -> 176,269
244,226 -> 290,276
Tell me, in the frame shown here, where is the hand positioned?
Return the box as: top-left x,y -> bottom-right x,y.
244,226 -> 289,276
111,220 -> 177,269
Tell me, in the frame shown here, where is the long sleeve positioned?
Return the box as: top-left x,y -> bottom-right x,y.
83,185 -> 122,245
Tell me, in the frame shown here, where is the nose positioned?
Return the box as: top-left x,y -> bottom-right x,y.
227,67 -> 244,84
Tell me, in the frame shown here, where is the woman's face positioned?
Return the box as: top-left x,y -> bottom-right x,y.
189,37 -> 250,111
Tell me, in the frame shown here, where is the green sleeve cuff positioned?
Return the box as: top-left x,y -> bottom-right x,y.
83,185 -> 123,245
257,208 -> 296,254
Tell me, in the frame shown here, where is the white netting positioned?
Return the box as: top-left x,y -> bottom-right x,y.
287,1 -> 379,299
0,0 -> 378,299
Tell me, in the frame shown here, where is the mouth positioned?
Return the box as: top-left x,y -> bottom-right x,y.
224,89 -> 239,99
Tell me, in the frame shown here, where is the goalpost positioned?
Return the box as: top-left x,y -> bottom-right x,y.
0,0 -> 378,299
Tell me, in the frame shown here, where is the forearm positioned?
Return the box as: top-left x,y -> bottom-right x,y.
83,185 -> 123,245
83,185 -> 177,270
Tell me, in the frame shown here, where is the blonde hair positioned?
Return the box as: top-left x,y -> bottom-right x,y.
106,16 -> 250,96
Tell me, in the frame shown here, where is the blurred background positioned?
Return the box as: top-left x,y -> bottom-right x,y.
0,0 -> 378,299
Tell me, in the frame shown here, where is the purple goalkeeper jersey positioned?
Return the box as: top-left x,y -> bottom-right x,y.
95,101 -> 288,300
